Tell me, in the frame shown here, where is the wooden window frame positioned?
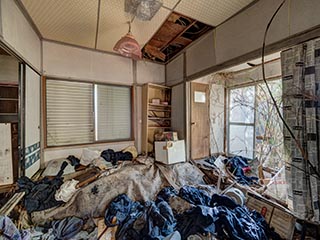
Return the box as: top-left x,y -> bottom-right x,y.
43,76 -> 134,149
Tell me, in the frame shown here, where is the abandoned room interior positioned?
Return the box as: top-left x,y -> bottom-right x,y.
1,0 -> 320,239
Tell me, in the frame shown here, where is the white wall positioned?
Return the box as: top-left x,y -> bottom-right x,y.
0,55 -> 19,84
43,41 -> 133,85
177,0 -> 320,79
0,0 -> 41,72
42,41 -> 166,162
171,83 -> 185,140
166,54 -> 184,86
214,0 -> 289,65
43,41 -> 166,85
187,31 -> 216,76
44,141 -> 134,164
136,61 -> 165,84
42,41 -> 135,162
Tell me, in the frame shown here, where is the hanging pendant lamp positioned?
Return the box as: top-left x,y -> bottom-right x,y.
113,22 -> 142,60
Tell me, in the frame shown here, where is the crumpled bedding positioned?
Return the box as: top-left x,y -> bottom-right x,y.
31,158 -> 205,224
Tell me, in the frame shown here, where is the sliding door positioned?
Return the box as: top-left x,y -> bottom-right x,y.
24,65 -> 40,177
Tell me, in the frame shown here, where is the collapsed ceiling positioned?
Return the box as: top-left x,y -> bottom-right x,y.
143,12 -> 213,63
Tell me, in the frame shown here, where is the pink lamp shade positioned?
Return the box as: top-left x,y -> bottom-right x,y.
113,32 -> 142,60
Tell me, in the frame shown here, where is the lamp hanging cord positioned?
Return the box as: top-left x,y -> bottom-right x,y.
128,21 -> 132,33
261,0 -> 320,178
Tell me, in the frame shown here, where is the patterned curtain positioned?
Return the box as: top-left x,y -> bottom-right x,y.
281,39 -> 320,222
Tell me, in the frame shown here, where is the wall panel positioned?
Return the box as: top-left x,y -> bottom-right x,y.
43,41 -> 133,84
172,83 -> 185,140
173,0 -> 320,81
186,32 -> 216,76
215,0 -> 289,65
290,0 -> 320,36
1,0 -> 41,71
136,61 -> 165,85
166,54 -> 184,86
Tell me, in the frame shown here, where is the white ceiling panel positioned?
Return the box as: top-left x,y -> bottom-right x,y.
22,0 -> 98,48
97,0 -> 170,52
163,0 -> 180,9
96,0 -> 132,52
20,0 -> 259,57
174,0 -> 255,26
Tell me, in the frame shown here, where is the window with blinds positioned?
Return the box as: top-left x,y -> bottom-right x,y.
95,84 -> 131,141
46,79 -> 132,147
46,80 -> 94,146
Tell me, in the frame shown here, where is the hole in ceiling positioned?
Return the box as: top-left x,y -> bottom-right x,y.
142,12 -> 213,63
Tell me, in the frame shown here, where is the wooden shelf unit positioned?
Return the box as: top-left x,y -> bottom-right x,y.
0,85 -> 19,186
142,83 -> 171,155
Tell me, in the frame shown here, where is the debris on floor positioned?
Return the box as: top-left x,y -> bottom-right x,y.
1,148 -> 317,239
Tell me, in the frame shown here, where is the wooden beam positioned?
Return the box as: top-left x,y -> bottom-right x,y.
0,192 -> 25,215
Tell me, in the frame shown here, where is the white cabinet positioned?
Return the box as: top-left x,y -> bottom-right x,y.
0,123 -> 13,185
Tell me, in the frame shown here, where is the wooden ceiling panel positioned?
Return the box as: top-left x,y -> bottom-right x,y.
143,12 -> 213,63
148,39 -> 166,49
172,36 -> 192,46
152,21 -> 186,46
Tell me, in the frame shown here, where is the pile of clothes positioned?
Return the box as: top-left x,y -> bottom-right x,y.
205,155 -> 259,186
17,162 -> 68,213
16,146 -> 139,214
0,215 -> 92,240
104,186 -> 281,240
224,155 -> 259,185
101,146 -> 138,166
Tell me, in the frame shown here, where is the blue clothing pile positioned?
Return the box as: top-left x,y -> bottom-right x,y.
225,156 -> 259,185
104,186 -> 281,240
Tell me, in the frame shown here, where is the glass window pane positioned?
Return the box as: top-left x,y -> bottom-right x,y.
229,125 -> 254,159
95,84 -> 131,141
230,86 -> 255,123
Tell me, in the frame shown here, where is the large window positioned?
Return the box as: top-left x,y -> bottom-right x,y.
46,79 -> 132,147
228,80 -> 285,170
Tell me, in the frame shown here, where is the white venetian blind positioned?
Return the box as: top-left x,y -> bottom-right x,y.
95,84 -> 131,141
46,79 -> 94,146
